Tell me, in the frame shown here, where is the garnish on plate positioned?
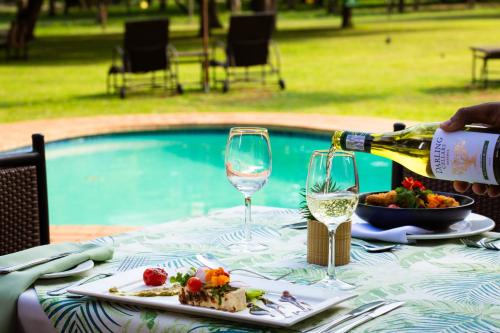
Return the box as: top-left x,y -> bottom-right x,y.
109,284 -> 181,297
143,268 -> 168,286
366,177 -> 459,209
178,266 -> 247,313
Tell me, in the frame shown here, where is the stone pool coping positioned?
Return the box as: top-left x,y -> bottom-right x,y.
0,112 -> 414,242
0,112 -> 413,151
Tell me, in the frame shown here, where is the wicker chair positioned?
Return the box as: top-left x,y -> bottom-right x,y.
0,134 -> 49,255
392,123 -> 499,232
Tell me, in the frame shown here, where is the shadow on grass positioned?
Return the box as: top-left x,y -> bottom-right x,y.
421,83 -> 500,95
0,21 -> 442,68
0,88 -> 383,111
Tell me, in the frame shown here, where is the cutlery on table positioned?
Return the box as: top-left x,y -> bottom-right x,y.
47,255 -> 151,297
280,222 -> 307,230
461,238 -> 499,251
0,251 -> 76,274
279,290 -> 313,312
304,300 -> 387,333
351,241 -> 400,253
196,254 -> 291,281
259,297 -> 291,318
331,301 -> 405,333
247,303 -> 275,317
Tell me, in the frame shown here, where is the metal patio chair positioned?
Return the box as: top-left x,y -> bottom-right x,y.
210,13 -> 285,93
0,134 -> 50,255
391,123 -> 499,231
107,18 -> 182,98
470,46 -> 500,88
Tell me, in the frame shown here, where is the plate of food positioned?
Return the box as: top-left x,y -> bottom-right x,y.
356,177 -> 474,230
68,266 -> 356,328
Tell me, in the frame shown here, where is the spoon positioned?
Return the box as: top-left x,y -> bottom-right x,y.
351,241 -> 400,253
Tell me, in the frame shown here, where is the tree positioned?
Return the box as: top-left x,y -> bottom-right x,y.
17,0 -> 43,40
341,1 -> 352,28
199,0 -> 222,36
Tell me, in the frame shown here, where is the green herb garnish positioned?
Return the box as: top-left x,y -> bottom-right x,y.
169,267 -> 196,287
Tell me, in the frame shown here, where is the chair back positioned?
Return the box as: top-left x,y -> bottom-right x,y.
123,19 -> 169,73
392,123 -> 499,231
226,13 -> 275,67
0,134 -> 49,255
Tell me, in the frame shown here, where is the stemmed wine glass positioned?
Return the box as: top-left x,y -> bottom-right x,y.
306,150 -> 359,290
225,127 -> 272,251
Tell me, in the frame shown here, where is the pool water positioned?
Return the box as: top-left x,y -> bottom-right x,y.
46,130 -> 391,226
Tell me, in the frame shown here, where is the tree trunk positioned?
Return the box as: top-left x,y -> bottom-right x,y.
397,0 -> 404,13
341,3 -> 352,28
17,0 -> 43,41
49,0 -> 56,16
412,0 -> 419,10
159,0 -> 167,10
229,0 -> 241,12
326,0 -> 337,14
251,0 -> 276,12
287,0 -> 296,10
467,0 -> 475,9
96,1 -> 108,29
199,0 -> 222,36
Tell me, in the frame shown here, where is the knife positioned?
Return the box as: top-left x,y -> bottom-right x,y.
307,300 -> 387,333
280,222 -> 308,229
0,251 -> 75,274
332,301 -> 405,333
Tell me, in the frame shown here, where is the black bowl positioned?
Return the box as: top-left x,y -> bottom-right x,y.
355,191 -> 474,231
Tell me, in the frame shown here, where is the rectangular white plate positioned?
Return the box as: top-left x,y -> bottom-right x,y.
69,267 -> 357,328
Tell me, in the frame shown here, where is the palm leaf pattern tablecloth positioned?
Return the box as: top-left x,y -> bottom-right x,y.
35,207 -> 500,333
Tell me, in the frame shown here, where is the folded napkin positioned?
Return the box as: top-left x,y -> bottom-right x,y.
0,243 -> 113,333
351,215 -> 433,244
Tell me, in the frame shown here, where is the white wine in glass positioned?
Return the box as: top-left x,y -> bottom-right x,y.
306,150 -> 359,290
225,127 -> 272,252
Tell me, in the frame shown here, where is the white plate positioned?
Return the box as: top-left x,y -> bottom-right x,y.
39,260 -> 94,279
407,213 -> 495,240
69,267 -> 357,328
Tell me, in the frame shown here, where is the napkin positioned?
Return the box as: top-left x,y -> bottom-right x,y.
351,215 -> 433,244
0,242 -> 113,333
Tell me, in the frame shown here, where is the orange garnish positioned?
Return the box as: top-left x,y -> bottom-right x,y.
205,267 -> 230,287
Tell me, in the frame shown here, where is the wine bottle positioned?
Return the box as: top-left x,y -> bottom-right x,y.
331,123 -> 500,185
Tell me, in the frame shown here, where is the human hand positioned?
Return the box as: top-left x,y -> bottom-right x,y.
440,102 -> 500,197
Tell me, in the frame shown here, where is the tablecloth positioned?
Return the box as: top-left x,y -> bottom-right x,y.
32,206 -> 500,332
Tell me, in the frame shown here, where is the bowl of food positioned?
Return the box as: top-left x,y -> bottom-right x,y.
355,177 -> 474,231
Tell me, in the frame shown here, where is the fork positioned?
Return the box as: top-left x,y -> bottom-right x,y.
196,254 -> 292,281
461,238 -> 499,251
47,255 -> 149,296
351,241 -> 400,253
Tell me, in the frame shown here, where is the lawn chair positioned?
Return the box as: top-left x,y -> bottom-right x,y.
0,134 -> 50,255
107,19 -> 182,98
0,20 -> 30,59
470,46 -> 500,88
210,13 -> 285,93
392,123 -> 499,232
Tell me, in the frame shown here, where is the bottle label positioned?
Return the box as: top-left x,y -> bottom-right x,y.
430,128 -> 499,185
344,132 -> 369,152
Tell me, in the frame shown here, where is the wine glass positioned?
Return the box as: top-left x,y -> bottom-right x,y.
225,127 -> 272,251
306,149 -> 359,290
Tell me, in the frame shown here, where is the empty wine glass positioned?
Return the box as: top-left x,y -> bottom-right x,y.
306,149 -> 359,290
225,127 -> 272,251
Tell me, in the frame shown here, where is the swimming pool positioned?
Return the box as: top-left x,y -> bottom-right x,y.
45,129 -> 392,226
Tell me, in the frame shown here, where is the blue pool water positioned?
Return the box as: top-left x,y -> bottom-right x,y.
45,129 -> 392,226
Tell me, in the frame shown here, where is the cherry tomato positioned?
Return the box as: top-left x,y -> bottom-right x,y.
186,276 -> 203,293
143,268 -> 168,286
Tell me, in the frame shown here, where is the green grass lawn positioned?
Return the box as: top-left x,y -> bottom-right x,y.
1,4 -> 500,123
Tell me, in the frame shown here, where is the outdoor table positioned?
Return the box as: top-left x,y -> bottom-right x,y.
19,206 -> 500,332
